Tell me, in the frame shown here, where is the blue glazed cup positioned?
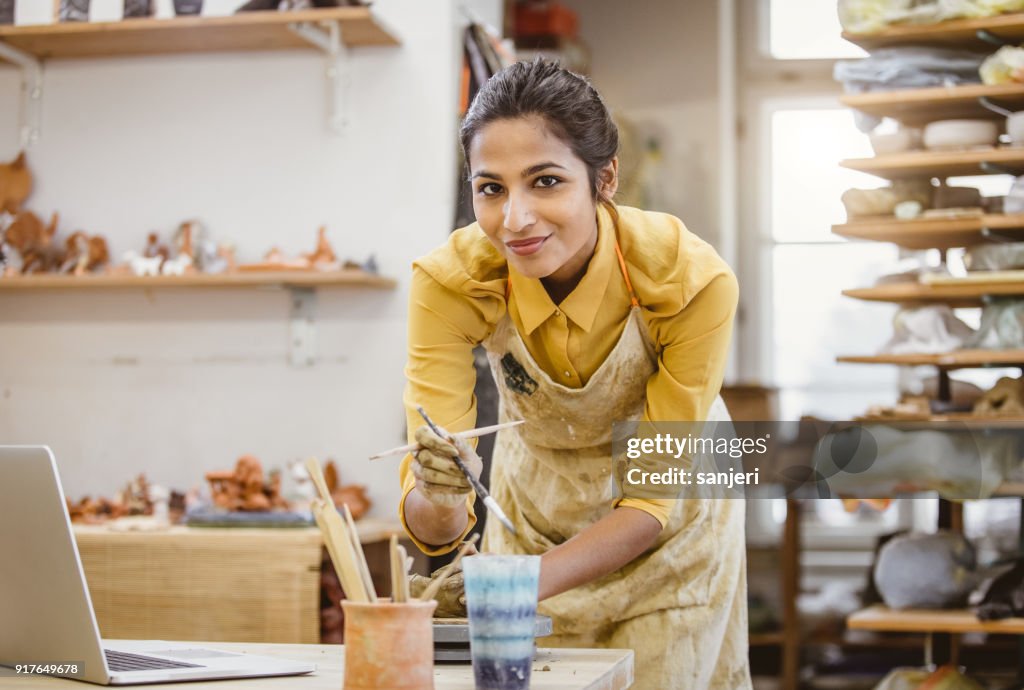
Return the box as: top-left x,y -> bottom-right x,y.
463,554 -> 541,690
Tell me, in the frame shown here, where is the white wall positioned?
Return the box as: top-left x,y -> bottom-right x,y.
562,0 -> 722,249
0,0 -> 468,518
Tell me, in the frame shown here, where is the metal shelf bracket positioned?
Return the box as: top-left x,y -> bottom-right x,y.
978,95 -> 1014,117
978,28 -> 1012,47
0,40 -> 43,148
288,287 -> 317,367
980,160 -> 1024,175
288,20 -> 349,135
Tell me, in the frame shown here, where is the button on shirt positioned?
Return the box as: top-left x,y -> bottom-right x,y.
400,205 -> 739,555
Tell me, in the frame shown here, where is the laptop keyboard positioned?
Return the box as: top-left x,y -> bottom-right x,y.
104,649 -> 203,673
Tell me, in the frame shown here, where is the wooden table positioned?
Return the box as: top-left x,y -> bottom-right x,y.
8,642 -> 635,690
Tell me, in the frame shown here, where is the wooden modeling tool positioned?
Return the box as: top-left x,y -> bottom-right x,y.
398,544 -> 412,602
304,457 -> 372,603
416,406 -> 518,537
344,503 -> 377,603
368,420 -> 525,460
419,534 -> 479,603
390,534 -> 410,603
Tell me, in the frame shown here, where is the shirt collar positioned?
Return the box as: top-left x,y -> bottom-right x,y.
509,205 -> 617,335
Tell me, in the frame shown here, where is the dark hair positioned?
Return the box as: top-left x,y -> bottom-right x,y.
460,58 -> 619,207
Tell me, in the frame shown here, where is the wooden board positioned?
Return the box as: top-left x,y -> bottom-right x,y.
0,270 -> 396,290
833,214 -> 1024,250
848,605 -> 1024,635
837,349 -> 1024,369
841,146 -> 1024,180
0,8 -> 399,60
841,281 -> 1024,306
10,642 -> 635,690
840,83 -> 1024,126
843,12 -> 1024,50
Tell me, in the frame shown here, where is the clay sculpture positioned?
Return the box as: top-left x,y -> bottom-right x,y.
4,211 -> 61,273
973,377 -> 1024,417
323,459 -> 372,520
205,455 -> 291,512
0,152 -> 31,215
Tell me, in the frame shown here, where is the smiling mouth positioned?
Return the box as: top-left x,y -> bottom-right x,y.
505,236 -> 549,256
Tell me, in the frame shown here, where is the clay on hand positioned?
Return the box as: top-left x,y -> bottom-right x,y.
408,544 -> 478,618
411,425 -> 483,508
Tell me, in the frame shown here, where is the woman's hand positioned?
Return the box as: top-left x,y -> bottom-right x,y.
411,425 -> 483,508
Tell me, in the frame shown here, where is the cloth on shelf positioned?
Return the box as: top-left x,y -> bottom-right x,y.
973,558 -> 1024,620
1004,175 -> 1024,214
811,424 -> 1018,499
964,242 -> 1024,271
875,531 -> 979,609
872,665 -> 985,690
874,256 -> 949,286
964,299 -> 1024,349
879,305 -> 975,354
839,0 -> 1024,34
972,376 -> 1024,416
834,47 -> 986,131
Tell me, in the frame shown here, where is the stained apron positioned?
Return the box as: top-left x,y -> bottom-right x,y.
480,240 -> 752,689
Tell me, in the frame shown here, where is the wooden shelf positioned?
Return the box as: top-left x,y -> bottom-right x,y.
848,605 -> 1024,635
843,12 -> 1024,50
840,83 -> 1024,127
838,349 -> 1024,369
0,7 -> 399,60
0,270 -> 396,290
833,213 -> 1024,250
748,632 -> 784,647
842,280 -> 1024,306
841,146 -> 1024,180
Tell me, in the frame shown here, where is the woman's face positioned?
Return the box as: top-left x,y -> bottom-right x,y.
468,116 -> 609,284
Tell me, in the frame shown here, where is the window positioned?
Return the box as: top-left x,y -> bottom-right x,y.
767,0 -> 866,60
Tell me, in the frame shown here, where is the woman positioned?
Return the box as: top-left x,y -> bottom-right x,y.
400,59 -> 750,689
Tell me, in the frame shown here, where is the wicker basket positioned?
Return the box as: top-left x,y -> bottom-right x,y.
73,525 -> 322,643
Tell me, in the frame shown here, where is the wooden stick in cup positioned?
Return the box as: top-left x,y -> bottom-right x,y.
397,544 -> 411,602
389,535 -> 407,603
305,458 -> 368,602
419,533 -> 479,603
311,498 -> 368,602
342,503 -> 377,602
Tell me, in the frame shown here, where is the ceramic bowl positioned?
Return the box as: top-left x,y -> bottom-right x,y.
869,129 -> 920,156
922,119 -> 999,150
1007,112 -> 1024,145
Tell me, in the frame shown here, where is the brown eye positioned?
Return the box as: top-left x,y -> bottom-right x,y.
535,175 -> 561,188
478,183 -> 503,196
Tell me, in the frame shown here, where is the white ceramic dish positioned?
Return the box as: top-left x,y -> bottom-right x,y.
869,129 -> 920,156
1007,112 -> 1024,145
923,119 -> 999,150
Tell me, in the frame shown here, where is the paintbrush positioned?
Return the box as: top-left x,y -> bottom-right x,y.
419,534 -> 479,603
415,406 -> 518,537
368,420 -> 525,460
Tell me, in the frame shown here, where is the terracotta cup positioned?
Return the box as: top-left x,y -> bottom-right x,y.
342,599 -> 437,690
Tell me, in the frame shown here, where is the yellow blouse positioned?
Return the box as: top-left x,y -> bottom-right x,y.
400,205 -> 738,555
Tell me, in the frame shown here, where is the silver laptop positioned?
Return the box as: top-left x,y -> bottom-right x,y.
0,446 -> 317,685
